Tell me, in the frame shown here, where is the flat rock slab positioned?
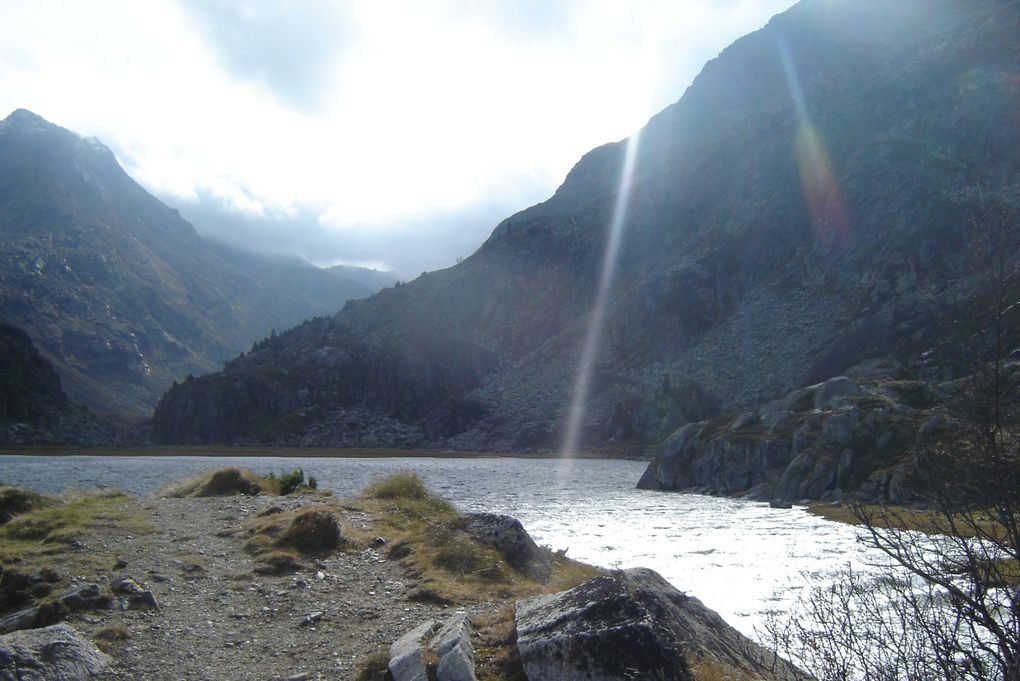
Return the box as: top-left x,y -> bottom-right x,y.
515,568 -> 808,681
0,623 -> 110,681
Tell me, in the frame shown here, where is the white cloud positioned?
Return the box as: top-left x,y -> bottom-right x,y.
0,0 -> 794,273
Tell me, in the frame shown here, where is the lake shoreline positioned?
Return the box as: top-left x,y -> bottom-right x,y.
0,444 -> 649,461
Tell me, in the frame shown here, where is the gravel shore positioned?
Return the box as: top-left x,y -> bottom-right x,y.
53,493 -> 500,680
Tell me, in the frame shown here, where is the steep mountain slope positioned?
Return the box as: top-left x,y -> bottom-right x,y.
154,0 -> 1020,454
0,321 -> 121,444
0,110 -> 383,416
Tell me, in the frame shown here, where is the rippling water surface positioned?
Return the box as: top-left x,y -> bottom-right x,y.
0,454 -> 884,640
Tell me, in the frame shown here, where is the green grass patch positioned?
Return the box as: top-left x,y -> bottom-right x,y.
0,489 -> 148,565
0,486 -> 52,524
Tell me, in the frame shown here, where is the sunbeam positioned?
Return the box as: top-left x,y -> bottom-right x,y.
560,128 -> 642,458
779,41 -> 849,250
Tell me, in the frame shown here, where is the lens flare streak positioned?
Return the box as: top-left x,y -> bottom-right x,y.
779,41 -> 849,249
560,130 -> 642,457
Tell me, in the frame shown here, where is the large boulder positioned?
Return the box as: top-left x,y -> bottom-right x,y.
0,623 -> 110,680
515,568 -> 807,681
465,513 -> 551,582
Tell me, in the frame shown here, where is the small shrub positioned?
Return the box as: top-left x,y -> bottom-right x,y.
277,508 -> 344,554
0,487 -> 50,525
278,469 -> 305,495
265,469 -> 318,495
198,468 -> 263,496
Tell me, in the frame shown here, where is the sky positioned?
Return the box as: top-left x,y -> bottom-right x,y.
0,0 -> 793,278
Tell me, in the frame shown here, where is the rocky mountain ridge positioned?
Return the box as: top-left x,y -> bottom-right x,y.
0,109 -> 387,417
0,321 -> 124,444
154,0 -> 1020,465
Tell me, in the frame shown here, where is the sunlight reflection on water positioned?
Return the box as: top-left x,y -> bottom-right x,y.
0,454 -> 885,640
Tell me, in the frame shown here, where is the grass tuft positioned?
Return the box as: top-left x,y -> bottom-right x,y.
0,486 -> 51,524
363,471 -> 431,500
353,648 -> 391,681
253,549 -> 304,575
276,507 -> 344,554
94,625 -> 129,654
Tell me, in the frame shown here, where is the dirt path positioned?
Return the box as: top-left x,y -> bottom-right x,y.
55,493 -> 496,680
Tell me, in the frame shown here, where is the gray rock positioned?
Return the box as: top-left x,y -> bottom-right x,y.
428,613 -> 476,681
59,584 -> 104,612
0,606 -> 40,635
388,619 -> 436,681
515,568 -> 807,681
782,386 -> 818,412
729,412 -> 758,430
110,576 -> 143,595
762,409 -> 796,432
813,377 -> 862,410
465,514 -> 551,582
298,611 -> 323,627
129,590 -> 159,610
0,623 -> 110,680
109,577 -> 157,609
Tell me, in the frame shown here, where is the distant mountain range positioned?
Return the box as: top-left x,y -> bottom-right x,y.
0,109 -> 392,423
153,0 -> 1019,472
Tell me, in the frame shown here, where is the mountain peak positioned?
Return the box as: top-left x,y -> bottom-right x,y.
0,108 -> 56,132
0,108 -> 112,157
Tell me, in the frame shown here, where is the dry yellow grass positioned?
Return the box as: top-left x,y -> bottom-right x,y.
0,489 -> 150,566
353,471 -> 600,604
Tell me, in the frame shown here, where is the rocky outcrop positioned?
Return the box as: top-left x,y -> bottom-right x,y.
637,366 -> 981,502
152,0 -> 1020,451
388,615 -> 478,681
465,514 -> 552,582
515,568 -> 807,681
0,623 -> 110,680
0,584 -> 108,635
388,620 -> 436,681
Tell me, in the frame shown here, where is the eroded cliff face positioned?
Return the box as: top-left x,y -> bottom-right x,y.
154,0 -> 1020,453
